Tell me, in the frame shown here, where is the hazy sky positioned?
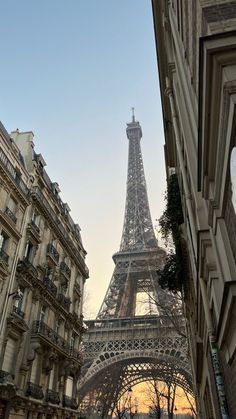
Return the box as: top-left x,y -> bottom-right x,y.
0,0 -> 166,317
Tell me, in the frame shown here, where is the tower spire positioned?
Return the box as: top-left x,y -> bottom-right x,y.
132,107 -> 135,122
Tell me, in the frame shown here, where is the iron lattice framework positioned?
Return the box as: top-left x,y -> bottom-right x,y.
79,115 -> 192,416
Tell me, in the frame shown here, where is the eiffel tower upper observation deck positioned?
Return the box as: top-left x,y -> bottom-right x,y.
79,113 -> 192,416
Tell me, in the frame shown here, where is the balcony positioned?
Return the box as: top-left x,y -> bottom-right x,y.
0,248 -> 9,264
25,382 -> 44,400
27,220 -> 41,243
60,261 -> 71,278
17,257 -> 38,278
0,370 -> 14,384
62,395 -> 78,410
12,305 -> 25,319
46,243 -> 59,264
5,207 -> 17,224
45,389 -> 60,405
32,320 -> 68,352
57,293 -> 71,311
69,347 -> 83,363
43,277 -> 57,297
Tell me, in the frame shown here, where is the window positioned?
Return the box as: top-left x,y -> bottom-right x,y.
70,335 -> 75,350
2,337 -> 17,374
65,376 -> 73,397
32,209 -> 40,227
230,147 -> 236,213
8,196 -> 17,214
55,319 -> 61,335
25,240 -> 35,262
0,231 -> 9,252
45,265 -> 54,280
14,286 -> 25,312
40,305 -> 47,323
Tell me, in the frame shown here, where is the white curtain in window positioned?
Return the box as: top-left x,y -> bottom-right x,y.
49,364 -> 55,389
65,376 -> 73,397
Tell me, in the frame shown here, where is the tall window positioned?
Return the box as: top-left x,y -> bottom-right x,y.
2,337 -> 17,374
7,196 -> 17,215
40,305 -> 47,323
0,231 -> 9,252
25,240 -> 35,262
14,286 -> 25,312
70,335 -> 75,350
32,209 -> 40,227
55,319 -> 61,335
230,147 -> 236,213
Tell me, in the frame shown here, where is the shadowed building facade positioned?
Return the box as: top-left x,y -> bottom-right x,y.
0,122 -> 88,418
152,1 -> 236,417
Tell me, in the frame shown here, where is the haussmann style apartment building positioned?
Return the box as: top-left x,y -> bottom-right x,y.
152,1 -> 236,418
0,121 -> 89,418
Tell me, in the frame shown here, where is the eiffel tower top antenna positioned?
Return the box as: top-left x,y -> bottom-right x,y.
132,107 -> 135,122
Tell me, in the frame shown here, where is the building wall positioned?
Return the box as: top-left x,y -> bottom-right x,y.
0,123 -> 89,418
152,1 -> 236,417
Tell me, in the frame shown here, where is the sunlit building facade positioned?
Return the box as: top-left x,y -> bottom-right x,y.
152,1 -> 236,417
0,122 -> 88,418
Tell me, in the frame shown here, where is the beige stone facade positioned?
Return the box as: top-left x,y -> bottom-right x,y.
0,122 -> 89,418
152,1 -> 236,418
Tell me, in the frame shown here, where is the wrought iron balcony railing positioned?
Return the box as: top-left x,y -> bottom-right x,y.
45,389 -> 60,405
0,148 -> 30,200
60,261 -> 71,278
0,248 -> 9,264
47,243 -> 59,263
12,305 -> 25,319
25,382 -> 44,400
32,320 -> 68,352
69,347 -> 83,363
5,207 -> 17,224
0,370 -> 14,384
43,277 -> 57,297
57,293 -> 71,311
62,395 -> 78,410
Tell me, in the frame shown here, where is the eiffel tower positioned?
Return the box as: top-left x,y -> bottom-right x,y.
79,112 -> 192,416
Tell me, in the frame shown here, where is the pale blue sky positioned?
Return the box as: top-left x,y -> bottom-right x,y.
0,0 -> 166,316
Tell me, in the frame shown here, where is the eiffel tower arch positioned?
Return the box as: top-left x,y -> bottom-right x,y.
79,113 -> 192,415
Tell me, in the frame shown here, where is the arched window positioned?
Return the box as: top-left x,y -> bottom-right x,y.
230,147 -> 236,212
